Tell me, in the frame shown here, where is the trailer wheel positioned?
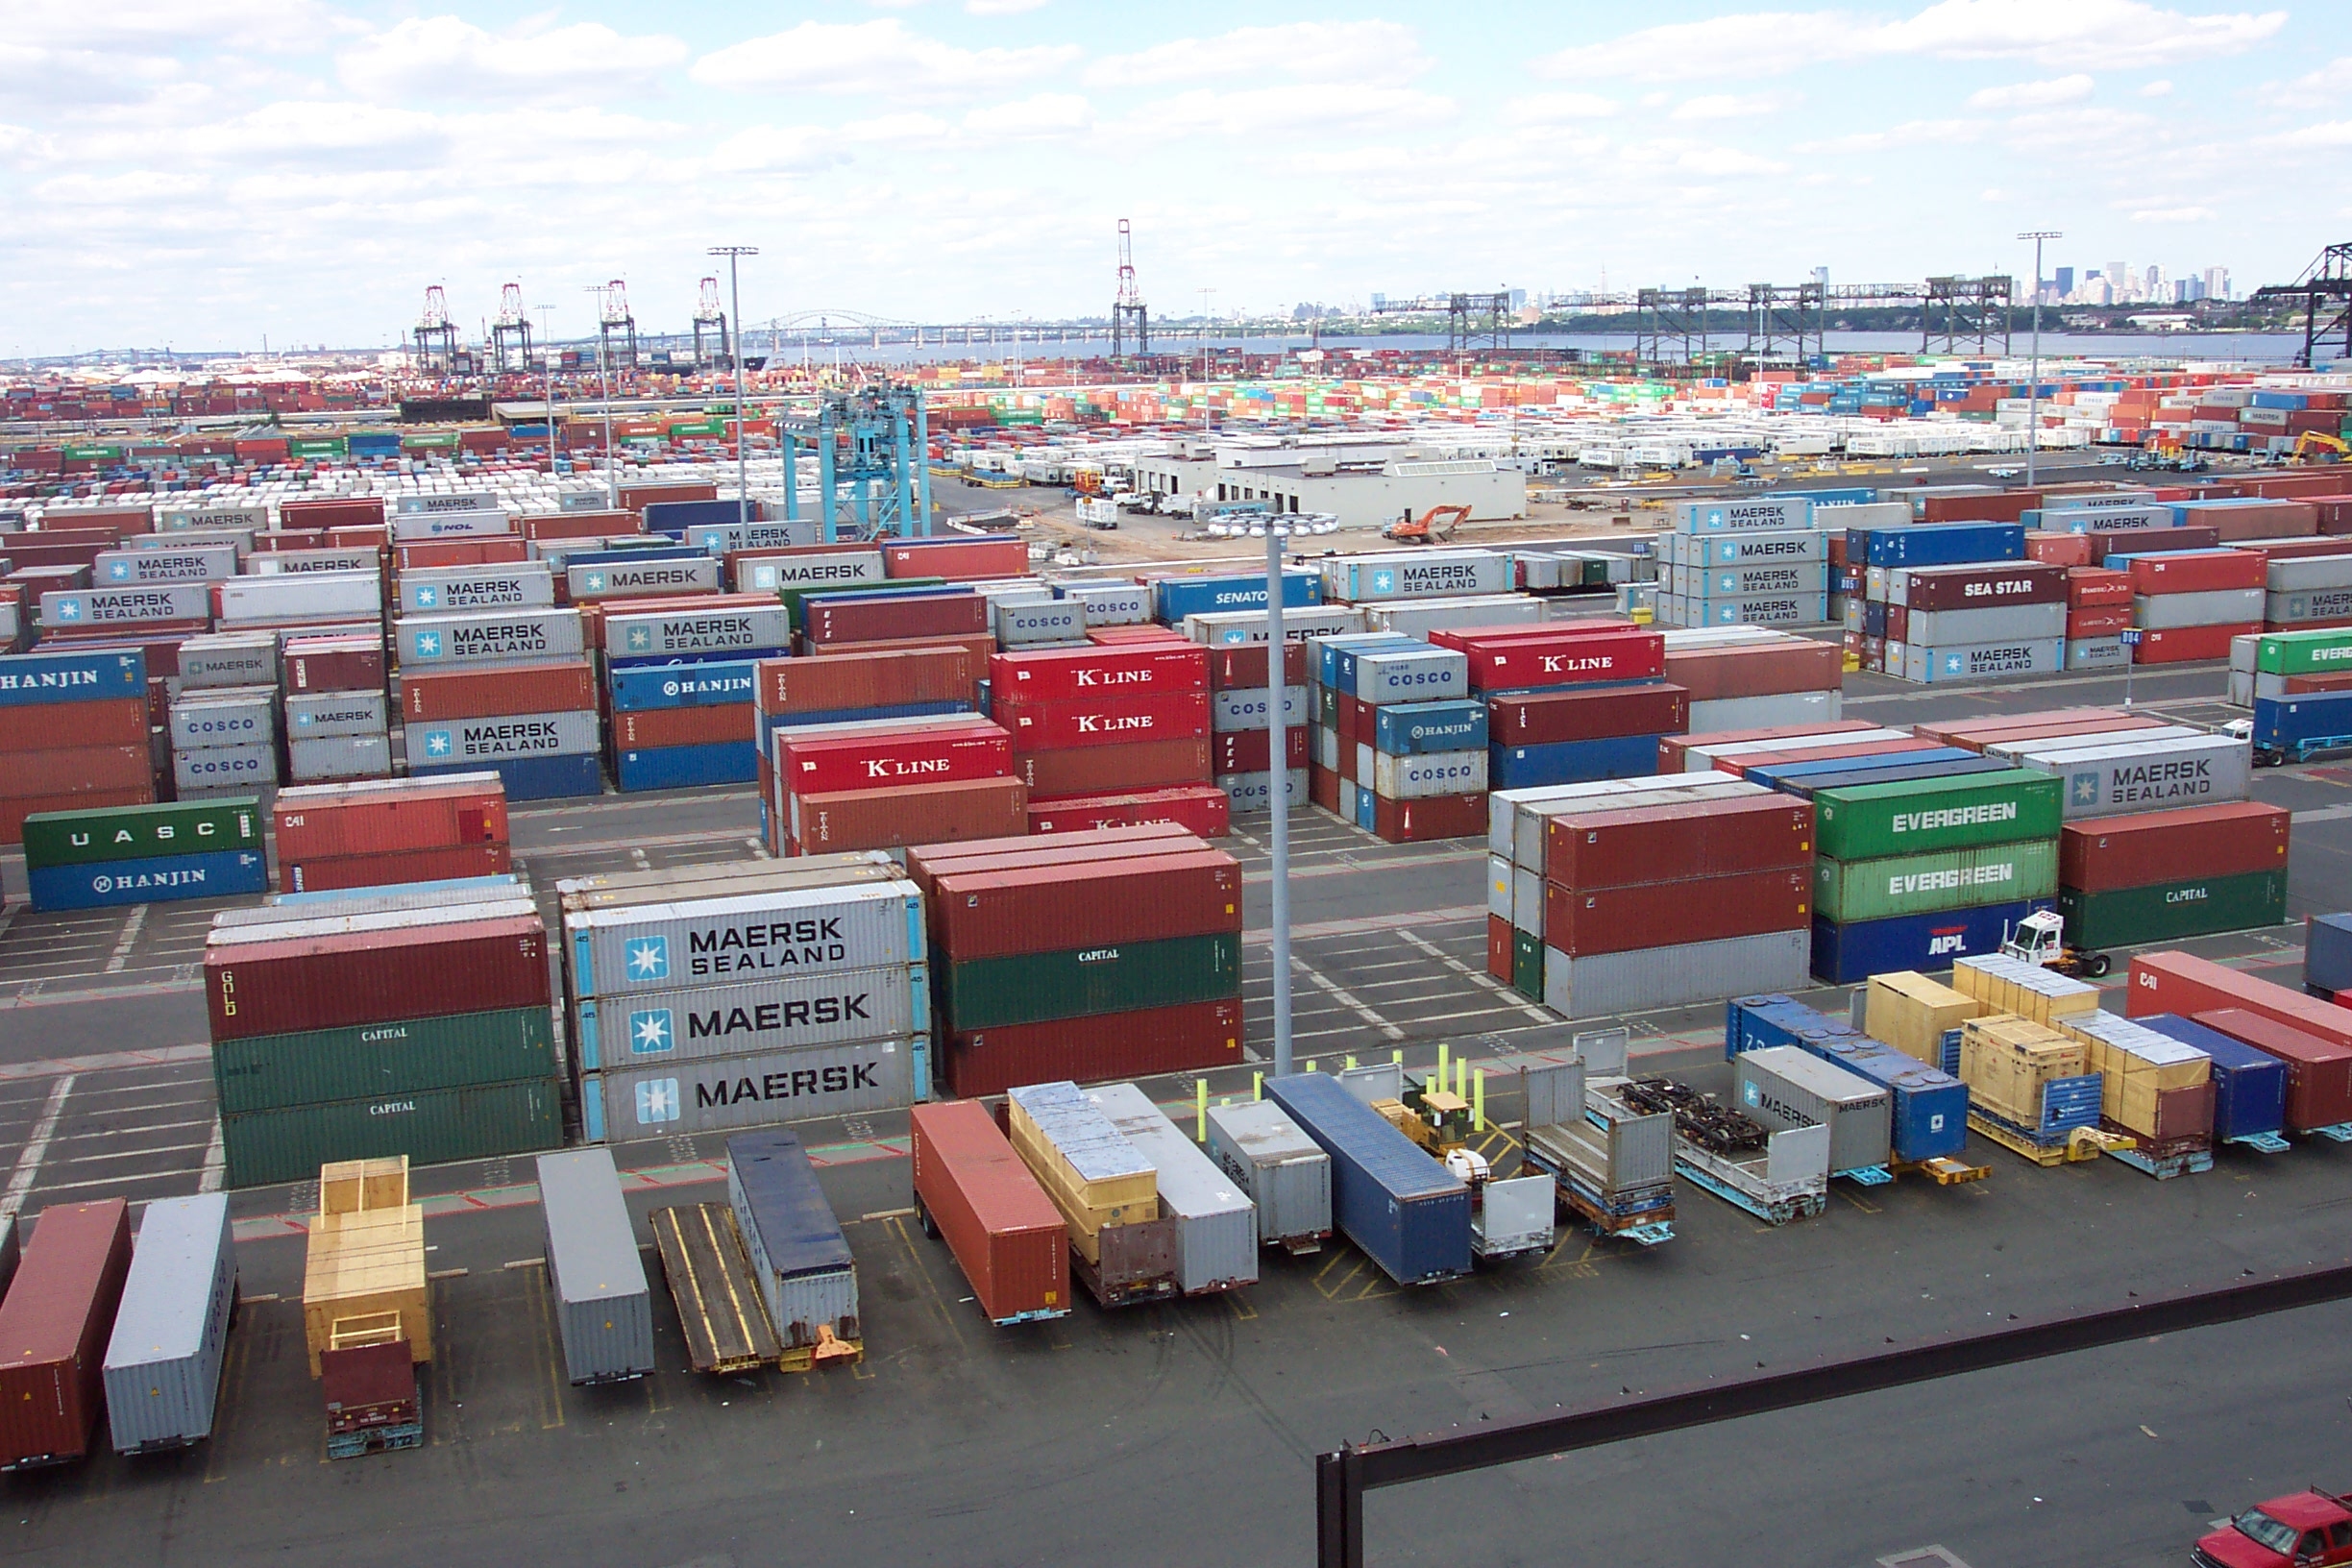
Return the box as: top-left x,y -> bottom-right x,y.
915,1197 -> 938,1239
2082,952 -> 2112,978
2253,747 -> 2284,769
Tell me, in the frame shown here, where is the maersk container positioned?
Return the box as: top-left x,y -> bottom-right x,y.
1898,639 -> 2064,684
2135,1015 -> 2289,1143
734,549 -> 885,594
1202,1099 -> 1330,1252
567,880 -> 925,997
1676,527 -> 1826,566
1489,733 -> 1662,790
1676,592 -> 1829,627
1263,1073 -> 1469,1286
581,1038 -> 918,1143
398,565 -> 553,615
1326,551 -> 1511,603
43,583 -> 212,628
1183,605 -> 1365,646
575,964 -> 921,1070
1733,1045 -> 1893,1175
29,848 -> 268,913
1090,1083 -> 1258,1293
221,1077 -> 562,1188
536,1148 -> 654,1384
101,1193 -> 235,1454
727,1130 -> 860,1354
177,635 -> 275,690
1813,770 -> 2062,860
93,544 -> 239,584
395,609 -> 586,668
940,932 -> 1241,1031
285,689 -> 388,740
2018,734 -> 2252,820
406,709 -> 600,764
1677,496 -> 1815,534
211,1007 -> 556,1115
1809,898 -> 2053,984
567,557 -> 722,600
605,605 -> 791,660
1541,929 -> 1810,1019
1813,838 -> 2057,923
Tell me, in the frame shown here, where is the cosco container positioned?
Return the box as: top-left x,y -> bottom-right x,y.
1733,1046 -> 1893,1175
908,1101 -> 1069,1325
1056,582 -> 1151,625
581,1038 -> 917,1142
173,746 -> 277,794
1353,648 -> 1469,702
567,881 -> 924,997
168,689 -> 275,748
2018,734 -> 2252,821
727,1130 -> 860,1355
1202,1099 -> 1332,1253
1209,685 -> 1309,733
0,1199 -> 131,1470
1370,748 -> 1488,799
536,1149 -> 654,1384
220,1077 -> 560,1188
575,965 -> 919,1070
101,1194 -> 235,1454
1090,1083 -> 1257,1294
1263,1072 -> 1469,1286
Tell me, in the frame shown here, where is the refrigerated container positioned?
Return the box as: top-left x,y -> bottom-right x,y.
536,1148 -> 655,1384
1732,1046 -> 1893,1176
1090,1083 -> 1257,1294
908,1101 -> 1069,1325
1263,1072 -> 1470,1286
727,1130 -> 861,1362
574,966 -> 921,1071
580,1038 -> 918,1143
101,1194 -> 234,1454
565,881 -> 924,998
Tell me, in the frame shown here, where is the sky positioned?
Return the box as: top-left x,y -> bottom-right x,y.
3,0 -> 2346,355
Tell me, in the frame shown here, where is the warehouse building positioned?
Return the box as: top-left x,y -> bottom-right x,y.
1130,439 -> 1525,530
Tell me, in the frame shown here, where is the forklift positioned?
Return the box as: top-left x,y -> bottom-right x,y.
2000,909 -> 2110,978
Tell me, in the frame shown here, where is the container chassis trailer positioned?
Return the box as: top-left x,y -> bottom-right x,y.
649,1202 -> 782,1375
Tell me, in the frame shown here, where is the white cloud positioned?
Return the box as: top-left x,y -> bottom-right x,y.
844,112 -> 954,142
1501,92 -> 1620,123
2273,58 -> 2352,110
692,19 -> 1078,99
1534,0 -> 2285,84
339,17 -> 689,102
2140,78 -> 2173,96
962,93 -> 1093,138
2131,204 -> 2217,220
2263,120 -> 2352,147
1796,117 -> 1975,153
14,0 -> 350,51
708,125 -> 845,176
967,0 -> 1050,12
1121,84 -> 1457,137
1673,92 -> 1801,120
1967,74 -> 2095,110
1096,21 -> 1431,87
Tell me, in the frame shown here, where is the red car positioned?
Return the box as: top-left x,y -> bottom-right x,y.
2194,1490 -> 2352,1568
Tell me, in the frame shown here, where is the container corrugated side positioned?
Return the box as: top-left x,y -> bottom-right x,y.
908,1101 -> 1069,1324
583,1039 -> 917,1143
1540,929 -> 1811,1020
211,1007 -> 555,1114
1812,769 -> 2063,859
1090,1083 -> 1258,1293
101,1194 -> 235,1452
727,1130 -> 859,1349
1263,1073 -> 1468,1285
1732,1046 -> 1893,1174
574,966 -> 921,1071
0,1200 -> 131,1469
1203,1100 -> 1331,1248
221,1078 -> 562,1188
1813,839 -> 2059,923
536,1149 -> 655,1384
567,881 -> 925,998
939,932 -> 1241,1031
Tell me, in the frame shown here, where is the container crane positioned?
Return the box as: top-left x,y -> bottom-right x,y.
692,276 -> 731,371
1112,219 -> 1149,358
412,285 -> 457,374
598,279 -> 638,371
489,282 -> 531,374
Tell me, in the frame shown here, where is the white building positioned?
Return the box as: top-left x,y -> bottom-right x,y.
1130,437 -> 1526,530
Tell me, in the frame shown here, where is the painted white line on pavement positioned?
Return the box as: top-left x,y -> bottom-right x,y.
103,905 -> 149,973
2,1073 -> 77,1221
1393,928 -> 1553,1022
1289,956 -> 1405,1041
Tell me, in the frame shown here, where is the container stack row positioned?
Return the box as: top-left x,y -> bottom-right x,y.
1657,495 -> 1830,629
992,638 -> 1217,833
21,796 -> 267,912
0,648 -> 154,845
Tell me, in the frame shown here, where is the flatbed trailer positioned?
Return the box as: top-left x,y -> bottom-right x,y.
1603,1074 -> 1829,1225
649,1202 -> 781,1375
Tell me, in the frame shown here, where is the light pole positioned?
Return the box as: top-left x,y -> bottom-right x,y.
1265,518 -> 1292,1078
582,284 -> 617,507
1198,286 -> 1216,433
709,246 -> 759,531
2018,231 -> 2061,488
533,305 -> 555,473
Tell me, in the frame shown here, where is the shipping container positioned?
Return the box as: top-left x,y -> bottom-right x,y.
1090,1083 -> 1257,1294
2187,1009 -> 2352,1134
1811,898 -> 2053,985
1545,867 -> 1813,956
1202,1099 -> 1332,1253
1013,737 -> 1213,796
274,777 -> 505,860
0,1200 -> 131,1470
223,1078 -> 559,1188
1543,795 -> 1813,889
908,1101 -> 1069,1324
2018,734 -> 2252,820
580,1038 -> 917,1143
213,1005 -> 552,1115
206,914 -> 548,1041
567,880 -> 923,997
101,1194 -> 235,1454
1733,1045 -> 1893,1175
2310,912 -> 2352,994
1814,839 -> 2058,923
575,965 -> 919,1071
1263,1072 -> 1470,1286
2058,801 -> 2290,892
1812,770 -> 2062,859
941,931 -> 1240,1031
727,1130 -> 860,1357
943,998 -> 1242,1098
1542,928 -> 1811,1019
931,850 -> 1240,960
2135,1015 -> 2290,1144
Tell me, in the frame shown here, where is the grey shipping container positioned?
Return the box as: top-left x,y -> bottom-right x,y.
1897,639 -> 2064,684
213,571 -> 381,624
1541,928 -> 1811,1020
567,557 -> 721,599
101,1193 -> 236,1454
177,633 -> 278,689
726,1130 -> 860,1354
1732,1045 -> 1893,1175
288,733 -> 393,782
581,1037 -> 918,1143
2133,587 -> 2265,629
400,564 -> 555,614
567,881 -> 924,997
404,708 -> 600,763
284,689 -> 389,739
396,609 -> 586,668
1900,601 -> 2067,648
168,688 -> 277,749
91,545 -> 239,584
1213,685 -> 1310,732
174,745 -> 277,794
573,964 -> 924,1070
1057,583 -> 1150,625
1203,1100 -> 1332,1252
603,604 -> 791,659
1090,1083 -> 1258,1294
536,1148 -> 655,1384
2018,734 -> 2253,820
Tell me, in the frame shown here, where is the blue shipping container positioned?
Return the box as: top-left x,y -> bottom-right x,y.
1742,746 -> 1979,791
1809,899 -> 2053,985
2308,913 -> 2352,994
1354,780 -> 1377,830
606,645 -> 786,674
2255,693 -> 2352,748
1373,699 -> 1487,755
1807,1037 -> 1971,1162
1763,754 -> 2013,798
615,742 -> 758,793
1262,1073 -> 1470,1285
2135,1015 -> 2289,1143
27,848 -> 267,912
1153,570 -> 1321,625
1316,633 -> 1416,689
1488,732 -> 1662,790
1328,636 -> 1422,694
0,649 -> 145,706
1724,994 -> 1865,1061
642,499 -> 759,535
413,751 -> 603,801
1862,524 -> 2027,569
757,700 -> 971,756
609,660 -> 765,712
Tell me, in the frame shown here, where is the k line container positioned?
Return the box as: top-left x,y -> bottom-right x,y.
0,1200 -> 132,1470
908,1101 -> 1069,1324
101,1194 -> 235,1454
536,1149 -> 654,1384
727,1130 -> 859,1352
1090,1083 -> 1258,1294
1733,1045 -> 1893,1174
1202,1099 -> 1332,1252
1263,1072 -> 1470,1286
1541,928 -> 1811,1019
567,881 -> 923,997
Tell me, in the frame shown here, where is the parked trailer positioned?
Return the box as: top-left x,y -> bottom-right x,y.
649,1203 -> 780,1374
320,1336 -> 421,1459
1609,1076 -> 1828,1224
101,1194 -> 236,1454
1090,1084 -> 1258,1295
0,1199 -> 132,1470
1516,1055 -> 1675,1244
0,1214 -> 17,1301
1203,1100 -> 1333,1255
1470,1175 -> 1556,1262
909,1101 -> 1070,1326
727,1130 -> 863,1369
1264,1072 -> 1472,1285
1732,1046 -> 1895,1183
1005,1081 -> 1180,1310
536,1149 -> 655,1385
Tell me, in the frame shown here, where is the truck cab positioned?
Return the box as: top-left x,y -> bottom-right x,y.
2194,1490 -> 2352,1568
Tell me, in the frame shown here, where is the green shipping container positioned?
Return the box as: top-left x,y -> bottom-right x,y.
2056,868 -> 2288,948
1512,929 -> 1543,1002
1813,770 -> 2063,861
2255,627 -> 2352,676
22,797 -> 262,869
62,444 -> 124,461
1814,838 -> 2059,922
941,932 -> 1241,1030
211,1007 -> 556,1115
401,431 -> 459,451
220,1075 -> 563,1189
288,437 -> 347,459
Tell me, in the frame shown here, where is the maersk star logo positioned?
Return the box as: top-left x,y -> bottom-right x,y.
1943,653 -> 1964,674
584,572 -> 607,594
625,625 -> 652,652
2070,772 -> 2101,807
56,599 -> 82,622
628,1008 -> 674,1056
414,585 -> 439,609
625,935 -> 670,981
1371,569 -> 1396,595
107,560 -> 130,580
422,728 -> 453,758
635,1078 -> 681,1124
413,630 -> 442,658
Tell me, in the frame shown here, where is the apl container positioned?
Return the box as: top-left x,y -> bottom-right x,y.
1733,1045 -> 1893,1175
1091,1082 -> 1258,1294
1263,1072 -> 1469,1286
101,1193 -> 235,1454
536,1148 -> 654,1384
0,1199 -> 132,1470
1202,1099 -> 1332,1252
1809,898 -> 2053,985
580,1039 -> 918,1142
727,1130 -> 860,1354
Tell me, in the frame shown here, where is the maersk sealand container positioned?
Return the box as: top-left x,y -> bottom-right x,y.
1263,1072 -> 1469,1285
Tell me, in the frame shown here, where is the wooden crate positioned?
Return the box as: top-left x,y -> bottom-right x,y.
1958,1013 -> 2087,1128
1952,954 -> 2098,1025
1865,971 -> 1983,1068
321,1156 -> 409,1215
1005,1097 -> 1157,1263
303,1204 -> 429,1377
2053,1012 -> 2212,1138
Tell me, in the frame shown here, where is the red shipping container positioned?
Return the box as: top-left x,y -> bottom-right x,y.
789,775 -> 1027,855
2068,567 -> 2139,608
1026,786 -> 1231,839
1435,625 -> 1665,691
2132,623 -> 2253,664
1922,491 -> 2036,524
281,842 -> 513,895
1371,791 -> 1485,843
1723,737 -> 1939,776
1487,914 -> 1515,982
808,632 -> 996,669
994,690 -> 1211,753
273,780 -> 506,860
618,482 -> 718,512
1336,692 -> 1366,747
2120,550 -> 2265,594
907,823 -> 1200,896
755,646 -> 978,715
1212,726 -> 1310,773
2125,950 -> 2352,1050
520,510 -> 639,541
0,697 -> 149,751
280,498 -> 386,528
283,642 -> 386,694
1206,641 -> 1310,689
396,538 -> 531,571
1490,683 -> 1688,747
802,593 -> 989,646
2086,526 -> 2218,559
1,745 -> 151,796
1661,641 -> 1841,700
943,998 -> 1243,1098
1544,796 -> 1814,890
1657,721 -> 1877,771
881,537 -> 1028,582
1015,738 -> 1212,796
612,704 -> 752,749
2189,1010 -> 2352,1134
1914,708 -> 2142,747
1087,625 -> 1189,647
1544,867 -> 1811,956
2067,606 -> 2135,638
206,915 -> 550,1041
401,660 -> 597,722
2282,671 -> 2352,695
1895,562 -> 2069,611
0,788 -> 151,847
2059,801 -> 2288,893
0,1199 -> 130,1471
989,644 -> 1209,704
780,723 -> 1010,796
2026,532 -> 2092,566
908,1100 -> 1068,1323
932,849 -> 1241,959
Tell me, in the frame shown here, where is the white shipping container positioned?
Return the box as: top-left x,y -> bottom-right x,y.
396,608 -> 586,667
1484,770 -> 1747,861
246,548 -> 384,576
567,880 -> 926,997
2133,588 -> 2264,630
1212,685 -> 1309,732
1055,582 -> 1151,625
1686,689 -> 1843,734
101,1193 -> 235,1454
1734,1046 -> 1893,1175
398,564 -> 554,614
566,557 -> 722,600
1899,639 -> 2064,684
1203,1100 -> 1331,1251
1222,769 -> 1308,814
1091,1082 -> 1258,1294
1353,649 -> 1469,702
172,744 -> 278,793
214,570 -> 382,625
41,584 -> 211,628
603,604 -> 790,659
2266,555 -> 2352,593
287,732 -> 392,781
395,491 -> 499,514
390,508 -> 513,541
176,633 -> 278,689
1327,551 -> 1512,603
1507,778 -> 1759,870
1371,748 -> 1488,799
1676,497 -> 1816,534
994,599 -> 1085,646
284,688 -> 388,738
405,709 -> 600,765
581,1038 -> 919,1141
2018,733 -> 2253,820
536,1148 -> 655,1384
169,688 -> 277,748
2268,586 -> 2352,625
1360,594 -> 1544,637
1673,529 -> 1827,568
1184,606 -> 1368,645
92,546 -> 239,584
2067,637 -> 2130,673
1901,602 -> 2067,647
732,550 -> 885,593
156,502 -> 270,531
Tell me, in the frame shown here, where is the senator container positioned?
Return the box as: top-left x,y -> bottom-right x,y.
727,1130 -> 859,1356
574,965 -> 920,1071
0,1200 -> 131,1470
1813,770 -> 2062,860
2188,1010 -> 2352,1134
2135,1015 -> 2289,1144
1263,1072 -> 1469,1286
1732,1045 -> 1893,1175
2019,734 -> 2252,821
908,1100 -> 1069,1325
1202,1099 -> 1332,1252
100,1194 -> 234,1454
581,1038 -> 916,1143
533,1149 -> 654,1384
1090,1083 -> 1257,1294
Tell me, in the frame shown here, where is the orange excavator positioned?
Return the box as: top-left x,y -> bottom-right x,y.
1384,503 -> 1470,544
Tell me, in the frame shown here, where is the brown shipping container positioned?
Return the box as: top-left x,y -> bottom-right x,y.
1657,720 -> 1876,771
1486,915 -> 1514,981
1372,792 -> 1486,842
2059,801 -> 2290,893
932,849 -> 1242,960
1015,739 -> 1213,796
1212,726 -> 1310,774
1660,641 -> 1841,700
204,915 -> 550,1041
281,498 -> 387,528
0,790 -> 153,848
0,1200 -> 131,1470
807,633 -> 996,672
1922,491 -> 2037,524
396,539 -> 531,572
2283,672 -> 2352,695
280,842 -> 514,895
1545,795 -> 1814,890
1544,868 -> 1811,957
908,1101 -> 1069,1325
2087,526 -> 2219,561
1911,707 -> 2126,746
520,510 -> 639,541
1490,683 -> 1689,747
945,998 -> 1244,1098
802,594 -> 990,646
906,825 -> 1199,899
401,660 -> 597,723
274,781 -> 506,860
2190,1009 -> 2352,1132
793,776 -> 1028,855
613,704 -> 753,749
0,746 -> 152,796
0,697 -> 149,752
1206,641 -> 1310,690
755,646 -> 976,715
284,644 -> 388,695
1896,562 -> 2069,612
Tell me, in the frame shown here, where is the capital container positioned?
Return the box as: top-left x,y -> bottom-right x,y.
534,1149 -> 653,1384
398,564 -> 553,614
1202,1099 -> 1331,1252
726,1130 -> 859,1354
993,690 -> 1211,751
1090,1083 -> 1258,1294
944,997 -> 1242,1098
21,798 -> 258,869
220,1076 -> 560,1188
1263,1072 -> 1468,1286
100,1193 -> 234,1454
2135,1015 -> 2289,1142
575,965 -> 919,1070
1731,1045 -> 1893,1174
0,1199 -> 132,1470
930,850 -> 1240,960
1544,794 -> 1813,889
568,880 -> 923,997
2058,868 -> 2287,947
1809,897 -> 2052,985
2019,734 -> 2251,821
909,1100 -> 1069,1324
214,1006 -> 555,1114
1542,927 -> 1810,1019
940,931 -> 1241,1031
1813,770 -> 2061,860
2186,1009 -> 2352,1134
395,609 -> 585,668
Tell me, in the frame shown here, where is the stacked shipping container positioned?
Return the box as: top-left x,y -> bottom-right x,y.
0,649 -> 153,845
21,797 -> 265,912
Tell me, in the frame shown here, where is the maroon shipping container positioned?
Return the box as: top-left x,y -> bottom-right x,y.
2067,607 -> 2134,638
0,1200 -> 131,1471
280,842 -> 514,896
1434,625 -> 1666,692
2190,1009 -> 2352,1133
0,697 -> 147,752
1723,738 -> 1940,777
1015,738 -> 1212,796
618,482 -> 718,512
1372,792 -> 1485,843
1026,787 -> 1231,840
0,789 -> 152,847
944,998 -> 1244,1098
274,780 -> 506,860
401,660 -> 598,723
802,593 -> 989,646
1543,868 -> 1811,957
1922,491 -> 2037,524
779,723 -> 1009,796
283,640 -> 386,695
2059,801 -> 2290,893
755,646 -> 977,715
1486,915 -> 1514,982
906,823 -> 1199,897
2121,550 -> 2266,594
881,537 -> 1028,582
788,776 -> 1027,855
0,745 -> 151,796
2283,671 -> 2352,695
2133,623 -> 2253,664
521,510 -> 639,541
205,914 -> 550,1041
932,850 -> 1242,960
1336,693 -> 1366,747
1893,561 -> 2069,612
907,1101 -> 1070,1325
1656,720 -> 1876,771
807,632 -> 996,668
612,703 -> 753,749
1490,683 -> 1689,747
2086,527 -> 2218,562
1310,762 -> 1338,814
396,538 -> 531,572
1206,641 -> 1309,690
280,498 -> 387,528
1914,711 -> 2159,751
1087,626 -> 1190,648
1544,795 -> 1815,890
1212,726 -> 1310,774
2205,501 -> 2318,541
994,691 -> 1212,753
989,644 -> 1209,705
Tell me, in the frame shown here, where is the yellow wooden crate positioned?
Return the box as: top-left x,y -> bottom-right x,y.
1866,971 -> 1983,1069
303,1203 -> 429,1377
1959,1014 -> 2087,1127
320,1155 -> 409,1216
